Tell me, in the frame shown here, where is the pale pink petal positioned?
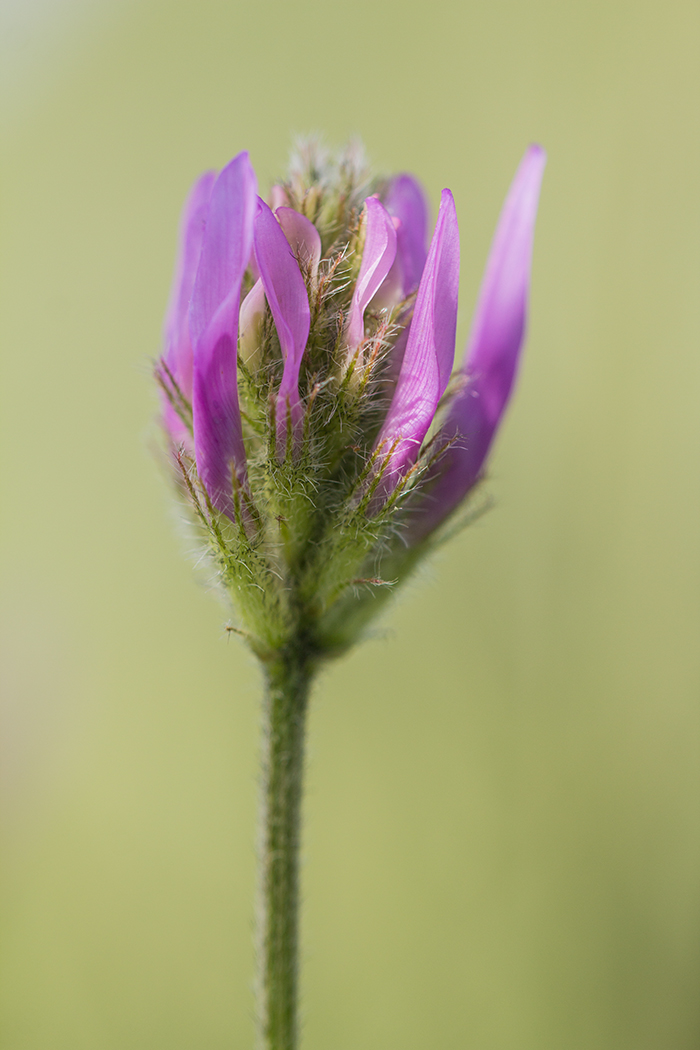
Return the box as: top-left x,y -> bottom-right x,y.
345,197 -> 397,350
269,184 -> 290,210
276,207 -> 322,275
239,278 -> 266,365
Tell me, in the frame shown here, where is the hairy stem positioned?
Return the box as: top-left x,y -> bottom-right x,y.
256,647 -> 313,1050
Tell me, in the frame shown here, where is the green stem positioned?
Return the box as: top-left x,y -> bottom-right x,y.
256,647 -> 313,1050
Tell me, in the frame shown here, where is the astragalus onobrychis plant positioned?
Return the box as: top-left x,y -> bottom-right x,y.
155,139 -> 545,1050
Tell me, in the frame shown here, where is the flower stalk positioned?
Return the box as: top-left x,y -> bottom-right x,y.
257,647 -> 313,1050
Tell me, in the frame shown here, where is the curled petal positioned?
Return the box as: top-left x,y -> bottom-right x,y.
382,173 -> 429,297
276,206 -> 322,276
161,170 -> 215,444
253,197 -> 311,454
409,145 -> 547,541
370,216 -> 404,312
372,189 -> 460,504
346,196 -> 397,350
190,151 -> 257,519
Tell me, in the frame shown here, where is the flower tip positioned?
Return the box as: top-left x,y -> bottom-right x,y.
363,194 -> 392,221
216,151 -> 258,209
522,144 -> 548,182
511,146 -> 547,230
439,187 -> 456,211
222,149 -> 252,175
437,188 -> 458,232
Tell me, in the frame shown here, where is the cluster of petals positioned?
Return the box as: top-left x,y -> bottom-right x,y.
162,144 -> 546,538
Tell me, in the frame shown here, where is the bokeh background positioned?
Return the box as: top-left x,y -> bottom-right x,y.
1,0 -> 699,1047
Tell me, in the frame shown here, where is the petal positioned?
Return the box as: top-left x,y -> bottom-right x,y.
239,278 -> 266,366
463,144 -> 547,419
369,228 -> 404,312
161,170 -> 215,443
383,173 -> 429,296
409,145 -> 546,541
190,151 -> 257,519
372,189 -> 460,503
269,184 -> 290,210
345,196 -> 397,349
253,197 -> 311,452
276,206 -> 322,275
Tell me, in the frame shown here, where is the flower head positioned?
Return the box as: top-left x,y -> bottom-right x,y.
156,141 -> 545,657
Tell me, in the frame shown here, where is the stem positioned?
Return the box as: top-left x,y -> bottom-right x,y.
256,647 -> 313,1050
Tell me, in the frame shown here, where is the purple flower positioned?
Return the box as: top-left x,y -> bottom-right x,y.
155,142 -> 549,1050
158,143 -> 545,555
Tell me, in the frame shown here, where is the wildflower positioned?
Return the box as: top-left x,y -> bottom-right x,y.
157,141 -> 545,654
155,139 -> 546,1050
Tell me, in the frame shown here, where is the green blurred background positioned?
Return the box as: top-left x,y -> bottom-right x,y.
1,0 -> 699,1047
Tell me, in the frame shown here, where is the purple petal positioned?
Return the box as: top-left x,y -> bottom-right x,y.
383,173 -> 429,296
372,189 -> 459,504
345,196 -> 397,350
253,197 -> 311,453
463,145 -> 547,417
276,206 -> 322,275
409,145 -> 546,540
190,151 -> 257,519
161,170 -> 215,444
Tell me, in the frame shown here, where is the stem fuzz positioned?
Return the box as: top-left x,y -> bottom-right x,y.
257,650 -> 313,1050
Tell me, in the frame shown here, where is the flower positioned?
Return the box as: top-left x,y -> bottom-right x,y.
157,141 -> 545,655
